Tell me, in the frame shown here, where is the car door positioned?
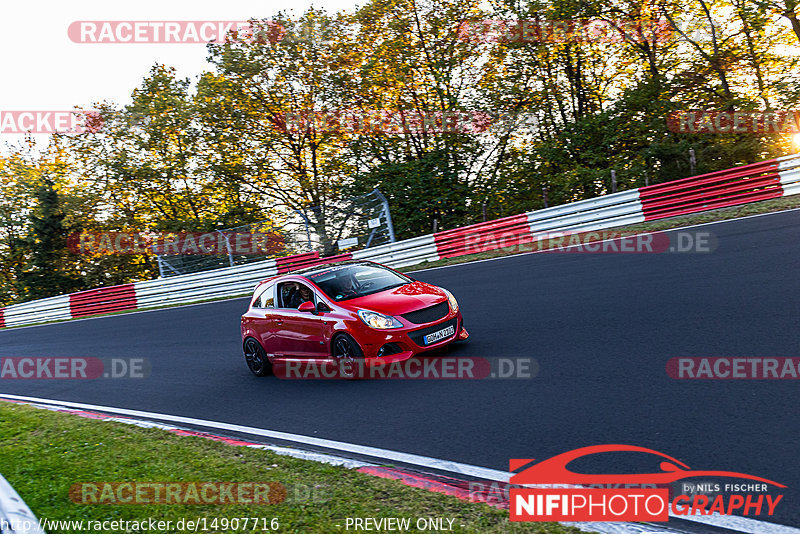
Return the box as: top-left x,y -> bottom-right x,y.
248,283 -> 278,354
274,281 -> 329,358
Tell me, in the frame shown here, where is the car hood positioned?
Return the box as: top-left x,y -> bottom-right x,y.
342,281 -> 448,316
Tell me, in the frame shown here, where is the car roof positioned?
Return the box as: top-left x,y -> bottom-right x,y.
288,260 -> 377,277
254,260 -> 378,288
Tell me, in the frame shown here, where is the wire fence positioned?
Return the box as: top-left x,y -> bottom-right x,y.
155,189 -> 395,277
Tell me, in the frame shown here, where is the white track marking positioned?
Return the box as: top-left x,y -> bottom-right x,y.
2,394 -> 798,534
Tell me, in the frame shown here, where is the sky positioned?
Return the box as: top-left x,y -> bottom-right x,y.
0,0 -> 356,133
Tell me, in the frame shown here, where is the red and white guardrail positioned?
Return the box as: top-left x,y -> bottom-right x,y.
2,153 -> 799,328
0,472 -> 45,534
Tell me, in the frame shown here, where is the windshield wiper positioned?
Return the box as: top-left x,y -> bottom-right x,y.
381,282 -> 408,291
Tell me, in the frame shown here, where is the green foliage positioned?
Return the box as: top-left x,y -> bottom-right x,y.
347,150 -> 472,236
14,179 -> 81,300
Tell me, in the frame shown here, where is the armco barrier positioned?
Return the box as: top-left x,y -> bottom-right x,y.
1,153 -> 799,329
351,234 -> 439,267
275,252 -> 353,273
434,214 -> 532,259
69,284 -> 137,318
133,259 -> 279,310
526,189 -> 645,234
2,294 -> 72,328
0,472 -> 45,534
778,153 -> 800,196
639,159 -> 783,220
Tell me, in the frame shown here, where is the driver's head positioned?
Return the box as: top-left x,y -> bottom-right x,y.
299,285 -> 312,301
342,275 -> 355,292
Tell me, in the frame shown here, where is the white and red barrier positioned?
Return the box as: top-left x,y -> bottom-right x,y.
2,153 -> 799,328
0,472 -> 45,534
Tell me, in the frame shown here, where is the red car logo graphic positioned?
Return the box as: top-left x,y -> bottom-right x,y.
510,444 -> 785,487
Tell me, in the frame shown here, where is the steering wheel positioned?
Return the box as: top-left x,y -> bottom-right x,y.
341,275 -> 360,296
358,279 -> 376,291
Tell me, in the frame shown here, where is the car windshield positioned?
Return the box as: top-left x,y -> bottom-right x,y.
306,264 -> 411,302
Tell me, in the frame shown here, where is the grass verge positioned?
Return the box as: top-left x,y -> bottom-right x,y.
0,403 -> 582,534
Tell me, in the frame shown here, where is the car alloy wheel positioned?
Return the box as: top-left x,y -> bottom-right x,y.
244,338 -> 271,376
332,335 -> 362,379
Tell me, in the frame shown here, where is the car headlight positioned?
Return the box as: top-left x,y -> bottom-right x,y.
443,289 -> 459,312
357,309 -> 404,329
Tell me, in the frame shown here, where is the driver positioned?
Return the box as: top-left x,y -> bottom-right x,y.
298,285 -> 313,304
338,274 -> 359,299
284,282 -> 301,308
286,283 -> 314,309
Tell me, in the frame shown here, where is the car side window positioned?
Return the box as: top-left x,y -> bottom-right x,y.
253,284 -> 274,308
279,282 -> 315,309
278,283 -> 293,308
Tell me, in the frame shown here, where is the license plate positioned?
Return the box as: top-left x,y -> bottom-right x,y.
424,325 -> 455,345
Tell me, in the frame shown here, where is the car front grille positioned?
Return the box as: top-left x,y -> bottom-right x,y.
401,301 -> 449,324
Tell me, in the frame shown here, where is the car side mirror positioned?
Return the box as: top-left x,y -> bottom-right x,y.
298,301 -> 316,313
316,302 -> 331,313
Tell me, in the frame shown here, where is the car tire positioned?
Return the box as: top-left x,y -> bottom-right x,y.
331,333 -> 364,379
244,337 -> 272,377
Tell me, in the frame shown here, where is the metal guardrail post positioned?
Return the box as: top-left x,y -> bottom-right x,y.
373,189 -> 396,243
156,254 -> 165,278
293,209 -> 314,252
216,230 -> 235,268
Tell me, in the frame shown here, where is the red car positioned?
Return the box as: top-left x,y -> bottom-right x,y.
240,261 -> 468,377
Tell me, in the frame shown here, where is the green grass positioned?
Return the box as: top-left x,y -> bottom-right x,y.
0,403 -> 582,534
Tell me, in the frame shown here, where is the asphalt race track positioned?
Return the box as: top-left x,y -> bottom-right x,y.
2,210 -> 800,528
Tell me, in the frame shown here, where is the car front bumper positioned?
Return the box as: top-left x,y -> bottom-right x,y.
355,310 -> 467,363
